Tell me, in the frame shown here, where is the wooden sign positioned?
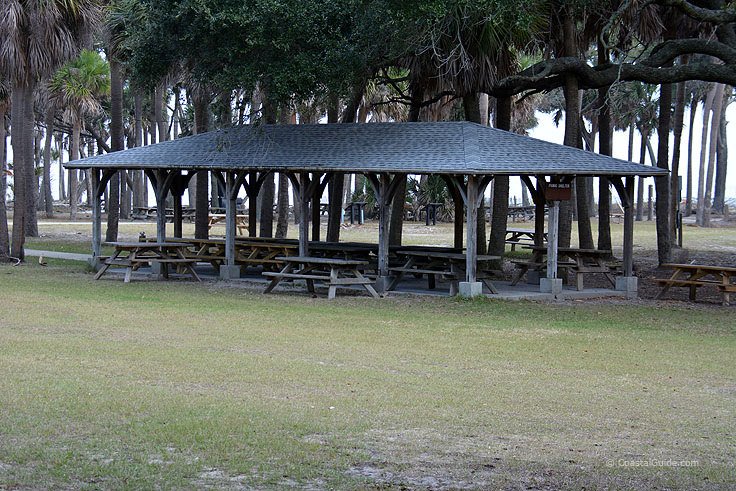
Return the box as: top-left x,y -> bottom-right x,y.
545,178 -> 572,201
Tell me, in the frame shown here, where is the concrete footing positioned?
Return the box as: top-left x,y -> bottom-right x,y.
374,276 -> 393,294
87,257 -> 101,271
219,265 -> 242,280
615,276 -> 638,298
540,278 -> 563,294
458,281 -> 483,298
151,263 -> 163,276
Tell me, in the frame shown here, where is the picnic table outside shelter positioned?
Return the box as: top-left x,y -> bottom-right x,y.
653,263 -> 736,306
94,241 -> 201,283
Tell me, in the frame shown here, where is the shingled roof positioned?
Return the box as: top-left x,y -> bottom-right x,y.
66,122 -> 667,177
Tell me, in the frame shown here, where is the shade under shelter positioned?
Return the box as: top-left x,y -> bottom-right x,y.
65,121 -> 668,296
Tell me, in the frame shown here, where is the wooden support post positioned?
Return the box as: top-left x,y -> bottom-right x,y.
225,172 -> 237,266
377,174 -> 391,280
547,201 -> 560,279
145,169 -> 178,244
299,173 -> 311,257
465,175 -> 478,283
623,177 -> 635,277
91,170 -> 102,259
311,180 -> 321,241
173,193 -> 183,238
248,171 -> 258,237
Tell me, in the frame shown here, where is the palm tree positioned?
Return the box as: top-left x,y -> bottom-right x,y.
0,76 -> 10,260
0,0 -> 101,260
49,49 -> 111,219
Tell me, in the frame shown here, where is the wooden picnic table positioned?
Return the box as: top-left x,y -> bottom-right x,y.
94,241 -> 201,283
132,207 -> 195,221
653,263 -> 736,306
162,237 -> 299,270
511,246 -> 616,291
263,256 -> 379,299
208,214 -> 248,235
505,228 -> 548,251
389,250 -> 501,294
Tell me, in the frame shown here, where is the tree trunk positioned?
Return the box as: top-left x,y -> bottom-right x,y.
713,86 -> 730,213
134,92 -> 145,210
655,77 -> 673,264
10,82 -> 33,260
275,107 -> 292,239
488,96 -> 511,260
0,105 -> 9,260
258,96 -> 278,238
696,83 -> 716,225
327,84 -> 364,242
155,81 -> 168,142
106,58 -> 125,241
57,134 -> 65,201
42,105 -> 55,218
25,126 -> 39,237
69,117 -> 80,219
559,12 -> 579,249
669,76 -> 687,242
390,82 -> 424,246
193,95 -> 210,239
463,93 -> 487,253
703,83 -> 725,226
685,94 -> 697,216
597,77 -> 612,253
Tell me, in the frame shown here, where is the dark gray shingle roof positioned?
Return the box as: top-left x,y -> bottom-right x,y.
65,121 -> 667,176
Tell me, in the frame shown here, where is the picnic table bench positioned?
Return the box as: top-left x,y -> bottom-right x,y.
653,263 -> 736,306
263,256 -> 379,299
94,241 -> 200,283
389,250 -> 501,294
132,207 -> 195,222
505,228 -> 548,251
511,246 -> 617,290
208,214 -> 248,235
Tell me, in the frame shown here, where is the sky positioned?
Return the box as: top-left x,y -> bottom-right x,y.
526,104 -> 736,205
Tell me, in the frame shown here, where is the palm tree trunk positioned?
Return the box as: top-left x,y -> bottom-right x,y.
328,84 -> 364,242
57,134 -> 65,201
275,106 -> 292,239
488,96 -> 511,261
655,75 -> 673,264
42,105 -> 55,218
696,84 -> 716,226
597,72 -> 612,253
0,105 -> 9,259
106,58 -> 124,241
193,94 -> 210,239
69,119 -> 80,219
636,133 -> 648,221
703,83 -> 725,226
685,94 -> 697,216
669,76 -> 687,242
463,93 -> 487,253
259,96 -> 278,238
713,86 -> 730,213
155,81 -> 168,142
25,127 -> 39,237
10,82 -> 30,260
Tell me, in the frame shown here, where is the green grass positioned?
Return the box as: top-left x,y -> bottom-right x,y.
1,263 -> 734,489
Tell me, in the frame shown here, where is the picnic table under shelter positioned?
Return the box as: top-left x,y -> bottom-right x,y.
65,122 -> 666,298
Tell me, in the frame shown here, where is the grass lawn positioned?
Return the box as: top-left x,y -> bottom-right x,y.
0,261 -> 734,489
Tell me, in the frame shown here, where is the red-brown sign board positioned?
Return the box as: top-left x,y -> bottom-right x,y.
545,181 -> 572,201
